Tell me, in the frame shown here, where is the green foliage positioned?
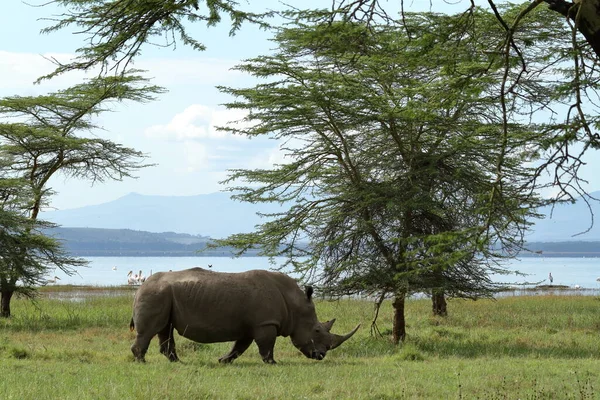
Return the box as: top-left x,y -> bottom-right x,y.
0,177 -> 86,300
39,0 -> 272,78
211,10 -> 553,314
9,346 -> 30,360
394,343 -> 425,361
0,72 -> 162,187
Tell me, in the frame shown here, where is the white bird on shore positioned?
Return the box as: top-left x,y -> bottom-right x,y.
574,285 -> 581,290
127,271 -> 136,285
45,276 -> 61,285
138,270 -> 145,284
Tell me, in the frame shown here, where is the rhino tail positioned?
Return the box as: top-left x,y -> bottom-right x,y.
129,318 -> 135,332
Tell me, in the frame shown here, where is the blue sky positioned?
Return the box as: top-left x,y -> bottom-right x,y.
1,1 -> 600,211
1,0 -> 294,210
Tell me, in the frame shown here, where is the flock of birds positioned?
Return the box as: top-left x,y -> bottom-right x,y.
42,268 -> 600,288
126,270 -> 151,285
548,272 -> 600,289
43,268 -> 152,286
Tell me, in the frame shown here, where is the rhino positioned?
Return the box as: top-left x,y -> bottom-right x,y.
129,267 -> 360,364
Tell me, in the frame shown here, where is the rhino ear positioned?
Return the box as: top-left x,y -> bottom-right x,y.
305,286 -> 314,300
323,318 -> 336,332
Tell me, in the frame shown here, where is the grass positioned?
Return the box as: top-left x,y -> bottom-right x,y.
0,289 -> 599,399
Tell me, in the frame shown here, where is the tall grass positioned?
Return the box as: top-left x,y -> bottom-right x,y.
2,294 -> 134,331
0,290 -> 599,399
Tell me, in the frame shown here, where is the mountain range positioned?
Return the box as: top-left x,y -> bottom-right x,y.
40,190 -> 600,242
41,192 -> 285,239
527,191 -> 600,241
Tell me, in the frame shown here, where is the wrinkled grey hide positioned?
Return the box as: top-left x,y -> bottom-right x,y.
129,268 -> 359,364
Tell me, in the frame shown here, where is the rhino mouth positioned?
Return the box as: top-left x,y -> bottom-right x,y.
310,350 -> 326,360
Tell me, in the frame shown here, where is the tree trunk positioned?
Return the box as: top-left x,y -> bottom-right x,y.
432,290 -> 448,317
545,0 -> 600,59
392,293 -> 406,344
1,290 -> 14,318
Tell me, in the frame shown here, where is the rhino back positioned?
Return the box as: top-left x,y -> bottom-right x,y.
139,268 -> 306,343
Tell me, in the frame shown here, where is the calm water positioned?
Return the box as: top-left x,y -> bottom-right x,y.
48,256 -> 600,289
51,256 -> 283,286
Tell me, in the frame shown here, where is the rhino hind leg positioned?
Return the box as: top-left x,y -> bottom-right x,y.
131,334 -> 152,362
254,326 -> 278,364
158,323 -> 179,362
219,337 -> 253,364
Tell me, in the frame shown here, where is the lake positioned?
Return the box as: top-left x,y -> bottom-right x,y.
45,257 -> 600,289
50,256 -> 278,286
46,255 -> 600,289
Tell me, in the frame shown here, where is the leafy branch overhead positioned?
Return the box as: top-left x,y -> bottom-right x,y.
39,0 -> 273,79
39,0 -> 600,204
338,0 -> 600,203
0,72 -> 163,187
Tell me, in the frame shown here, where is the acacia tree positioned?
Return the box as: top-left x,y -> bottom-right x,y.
208,8 -> 559,342
0,72 -> 163,317
338,1 -> 600,206
0,170 -> 86,317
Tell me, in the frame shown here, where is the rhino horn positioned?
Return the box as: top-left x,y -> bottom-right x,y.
329,324 -> 360,350
323,318 -> 336,332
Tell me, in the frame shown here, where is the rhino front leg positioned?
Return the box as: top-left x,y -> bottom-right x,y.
158,323 -> 179,362
219,337 -> 253,364
254,326 -> 278,364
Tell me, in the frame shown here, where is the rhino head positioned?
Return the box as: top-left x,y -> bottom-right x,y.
290,286 -> 360,361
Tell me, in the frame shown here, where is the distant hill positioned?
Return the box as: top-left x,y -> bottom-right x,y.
521,241 -> 600,257
525,190 -> 600,242
45,227 -> 259,257
41,190 -> 600,242
41,192 -> 286,239
45,227 -> 600,257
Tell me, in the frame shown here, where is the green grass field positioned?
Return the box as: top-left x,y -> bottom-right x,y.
0,288 -> 598,399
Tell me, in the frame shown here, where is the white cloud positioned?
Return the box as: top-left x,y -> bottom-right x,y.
0,51 -> 244,96
144,104 -> 250,141
181,141 -> 210,172
0,51 -> 91,95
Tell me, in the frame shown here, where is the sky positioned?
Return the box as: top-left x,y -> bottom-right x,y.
1,0 -> 295,210
1,1 -> 600,212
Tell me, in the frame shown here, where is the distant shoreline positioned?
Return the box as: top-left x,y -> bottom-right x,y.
48,227 -> 600,257
519,253 -> 600,258
68,252 -> 600,257
67,252 -> 265,257
37,285 -> 600,299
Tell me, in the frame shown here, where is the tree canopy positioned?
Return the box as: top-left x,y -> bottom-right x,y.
207,8 -> 562,341
0,171 -> 86,316
39,0 -> 600,202
39,0 -> 271,79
